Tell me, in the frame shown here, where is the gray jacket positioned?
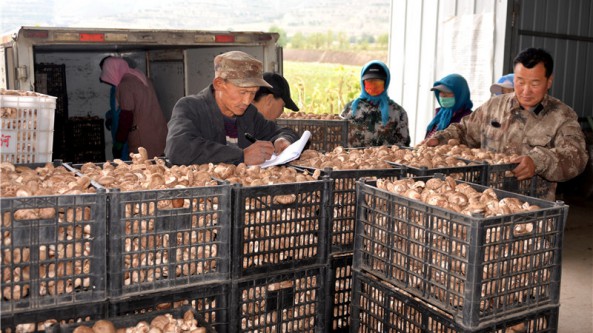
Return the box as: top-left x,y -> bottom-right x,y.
165,84 -> 298,165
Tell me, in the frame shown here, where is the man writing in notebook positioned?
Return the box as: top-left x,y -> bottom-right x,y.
165,51 -> 298,166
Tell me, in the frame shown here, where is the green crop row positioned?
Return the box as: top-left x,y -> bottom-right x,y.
283,61 -> 361,115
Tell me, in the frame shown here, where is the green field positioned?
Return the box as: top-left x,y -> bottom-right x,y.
283,61 -> 362,115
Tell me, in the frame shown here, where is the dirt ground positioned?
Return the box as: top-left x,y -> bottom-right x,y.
283,49 -> 387,66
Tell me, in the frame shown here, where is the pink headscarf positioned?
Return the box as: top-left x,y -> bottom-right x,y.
100,57 -> 148,87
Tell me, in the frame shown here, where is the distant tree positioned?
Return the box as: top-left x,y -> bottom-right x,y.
326,30 -> 334,49
377,33 -> 389,49
337,32 -> 349,50
360,33 -> 375,44
309,32 -> 326,49
270,25 -> 288,47
290,32 -> 306,49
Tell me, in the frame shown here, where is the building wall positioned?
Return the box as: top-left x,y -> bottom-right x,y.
387,0 -> 511,145
509,0 -> 593,118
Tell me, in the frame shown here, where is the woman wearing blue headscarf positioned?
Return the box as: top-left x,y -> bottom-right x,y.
425,73 -> 473,139
340,60 -> 410,147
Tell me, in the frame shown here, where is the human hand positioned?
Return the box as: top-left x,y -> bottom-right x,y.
244,141 -> 275,165
424,137 -> 440,147
511,155 -> 536,180
273,138 -> 291,154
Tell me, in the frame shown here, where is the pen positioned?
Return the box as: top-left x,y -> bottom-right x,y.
244,132 -> 257,143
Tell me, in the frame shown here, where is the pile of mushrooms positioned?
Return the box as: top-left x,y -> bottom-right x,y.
71,309 -> 206,333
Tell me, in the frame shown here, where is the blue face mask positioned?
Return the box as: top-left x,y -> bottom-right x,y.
439,96 -> 455,108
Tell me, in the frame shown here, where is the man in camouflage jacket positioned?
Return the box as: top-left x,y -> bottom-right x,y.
341,60 -> 410,147
427,48 -> 587,201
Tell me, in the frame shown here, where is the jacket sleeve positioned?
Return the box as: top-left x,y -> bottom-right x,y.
340,101 -> 353,119
527,116 -> 588,182
433,103 -> 486,148
165,97 -> 244,165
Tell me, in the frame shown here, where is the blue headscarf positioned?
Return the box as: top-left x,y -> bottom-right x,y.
351,60 -> 391,126
426,73 -> 473,132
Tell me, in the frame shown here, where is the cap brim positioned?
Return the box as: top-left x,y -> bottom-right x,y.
490,83 -> 513,94
430,84 -> 452,93
229,78 -> 273,88
490,84 -> 503,94
284,97 -> 299,112
362,73 -> 386,80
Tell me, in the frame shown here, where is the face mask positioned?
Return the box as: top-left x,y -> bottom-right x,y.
439,96 -> 456,108
364,80 -> 385,96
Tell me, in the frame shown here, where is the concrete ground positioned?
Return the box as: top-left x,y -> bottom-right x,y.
557,194 -> 593,333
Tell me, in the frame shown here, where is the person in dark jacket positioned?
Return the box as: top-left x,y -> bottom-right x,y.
252,72 -> 300,120
165,51 -> 299,166
425,73 -> 473,139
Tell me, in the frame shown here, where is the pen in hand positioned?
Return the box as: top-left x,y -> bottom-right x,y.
245,132 -> 257,143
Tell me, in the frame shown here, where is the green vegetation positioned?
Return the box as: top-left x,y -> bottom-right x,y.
284,61 -> 361,115
273,27 -> 388,51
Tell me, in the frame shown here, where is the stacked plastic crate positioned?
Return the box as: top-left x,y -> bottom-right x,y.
65,159 -> 233,332
0,90 -> 56,163
386,145 -> 552,199
275,117 -> 349,153
0,161 -> 109,332
291,146 -> 403,332
351,176 -> 567,332
229,178 -> 331,332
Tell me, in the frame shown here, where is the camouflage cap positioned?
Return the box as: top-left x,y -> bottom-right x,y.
214,51 -> 273,88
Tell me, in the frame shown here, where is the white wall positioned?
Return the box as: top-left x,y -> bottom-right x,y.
387,0 -> 510,145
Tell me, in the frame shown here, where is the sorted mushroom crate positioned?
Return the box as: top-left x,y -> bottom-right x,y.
46,305 -> 213,333
353,176 -> 567,328
226,166 -> 330,278
231,266 -> 326,333
292,147 -> 402,253
67,152 -> 232,297
275,118 -> 348,153
108,283 -> 229,333
0,161 -> 107,314
1,300 -> 108,333
350,271 -> 559,333
384,145 -> 486,183
400,142 -> 552,199
325,254 -> 353,333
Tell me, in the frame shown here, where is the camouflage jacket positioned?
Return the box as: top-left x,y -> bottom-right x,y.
340,99 -> 410,148
433,93 -> 588,199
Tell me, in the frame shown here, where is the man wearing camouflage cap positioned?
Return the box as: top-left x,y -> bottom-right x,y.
165,51 -> 298,165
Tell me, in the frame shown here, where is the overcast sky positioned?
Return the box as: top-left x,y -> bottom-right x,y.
1,0 -> 391,36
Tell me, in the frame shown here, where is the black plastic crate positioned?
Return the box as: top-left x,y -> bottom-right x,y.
275,118 -> 348,153
1,300 -> 107,333
485,163 -> 553,199
108,282 -> 230,333
392,161 -> 486,185
107,184 -> 232,297
351,271 -> 559,333
293,166 -> 402,254
65,117 -> 105,164
231,179 -> 330,279
34,63 -> 68,162
45,305 -> 213,333
326,253 -> 353,333
354,178 -> 567,328
0,183 -> 108,314
231,266 -> 326,333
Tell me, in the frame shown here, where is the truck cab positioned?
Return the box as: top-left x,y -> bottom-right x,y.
0,26 -> 281,161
